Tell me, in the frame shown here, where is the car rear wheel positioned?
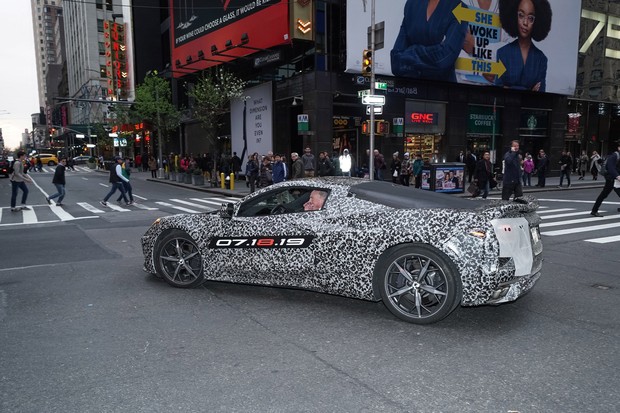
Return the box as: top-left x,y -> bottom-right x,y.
374,243 -> 462,324
154,230 -> 205,288
48,161 -> 56,166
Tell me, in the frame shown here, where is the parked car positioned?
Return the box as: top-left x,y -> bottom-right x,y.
33,154 -> 59,166
141,178 -> 544,324
72,155 -> 92,165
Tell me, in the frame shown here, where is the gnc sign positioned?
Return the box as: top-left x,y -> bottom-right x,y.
410,112 -> 438,125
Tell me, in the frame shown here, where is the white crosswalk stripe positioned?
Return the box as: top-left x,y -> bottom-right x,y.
155,201 -> 200,213
0,197 -> 239,226
537,203 -> 620,243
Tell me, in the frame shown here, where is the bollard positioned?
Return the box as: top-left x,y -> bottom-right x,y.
230,172 -> 235,190
220,172 -> 225,189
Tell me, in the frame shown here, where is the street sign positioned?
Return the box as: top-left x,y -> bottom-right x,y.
357,89 -> 371,98
361,95 -> 386,105
297,114 -> 309,132
366,105 -> 383,115
375,82 -> 387,90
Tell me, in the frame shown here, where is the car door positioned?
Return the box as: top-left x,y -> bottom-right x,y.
207,186 -> 318,287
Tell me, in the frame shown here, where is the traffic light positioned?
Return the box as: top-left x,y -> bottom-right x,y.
362,120 -> 370,135
362,49 -> 372,76
376,120 -> 390,136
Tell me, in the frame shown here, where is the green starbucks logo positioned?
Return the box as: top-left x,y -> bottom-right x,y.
527,115 -> 537,129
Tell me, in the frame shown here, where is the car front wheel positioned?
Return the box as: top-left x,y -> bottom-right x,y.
48,161 -> 56,166
374,243 -> 462,324
154,230 -> 205,288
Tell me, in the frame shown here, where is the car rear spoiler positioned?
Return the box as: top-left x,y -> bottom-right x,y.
480,195 -> 540,219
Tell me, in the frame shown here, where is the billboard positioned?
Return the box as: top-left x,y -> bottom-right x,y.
346,0 -> 581,95
230,82 -> 273,170
170,0 -> 289,73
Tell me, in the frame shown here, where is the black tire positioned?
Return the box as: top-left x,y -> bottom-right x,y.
48,161 -> 56,166
374,243 -> 462,324
154,230 -> 205,288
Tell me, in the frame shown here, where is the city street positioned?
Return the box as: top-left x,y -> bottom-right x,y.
1,171 -> 619,412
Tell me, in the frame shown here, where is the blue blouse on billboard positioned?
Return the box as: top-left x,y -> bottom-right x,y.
495,39 -> 547,92
391,0 -> 468,82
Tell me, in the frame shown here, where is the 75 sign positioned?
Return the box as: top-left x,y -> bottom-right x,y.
580,9 -> 620,59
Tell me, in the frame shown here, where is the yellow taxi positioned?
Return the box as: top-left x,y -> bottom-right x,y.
32,154 -> 59,166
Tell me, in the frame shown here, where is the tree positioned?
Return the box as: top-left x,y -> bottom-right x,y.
187,67 -> 245,150
134,73 -> 181,154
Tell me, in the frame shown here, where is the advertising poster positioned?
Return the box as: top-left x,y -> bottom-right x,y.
435,167 -> 465,193
421,169 -> 431,190
169,0 -> 289,74
230,82 -> 273,171
346,0 -> 581,95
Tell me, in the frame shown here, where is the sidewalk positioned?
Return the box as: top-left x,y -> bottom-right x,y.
115,169 -> 605,199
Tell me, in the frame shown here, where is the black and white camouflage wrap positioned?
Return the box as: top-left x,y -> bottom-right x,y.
141,178 -> 543,307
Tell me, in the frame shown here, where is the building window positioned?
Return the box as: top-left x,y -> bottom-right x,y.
97,19 -> 104,33
96,0 -> 103,9
100,65 -> 107,78
99,41 -> 105,55
106,0 -> 113,11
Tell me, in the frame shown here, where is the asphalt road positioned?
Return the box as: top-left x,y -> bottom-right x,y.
1,171 -> 619,412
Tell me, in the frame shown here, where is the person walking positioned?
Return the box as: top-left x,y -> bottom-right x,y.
590,141 -> 620,217
466,151 -> 477,183
577,150 -> 589,180
291,152 -> 304,179
301,147 -> 315,177
590,150 -> 601,180
536,149 -> 549,187
100,156 -> 130,207
45,156 -> 67,206
522,154 -> 535,187
338,149 -> 353,177
502,140 -> 523,200
558,150 -> 572,188
317,151 -> 335,177
66,157 -> 76,171
148,155 -> 157,178
412,154 -> 424,188
473,151 -> 493,199
400,152 -> 412,186
9,151 -> 33,212
373,149 -> 386,181
390,152 -> 401,183
116,157 -> 134,205
245,154 -> 259,192
271,154 -> 286,184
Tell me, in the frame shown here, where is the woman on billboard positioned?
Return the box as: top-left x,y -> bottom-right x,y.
390,0 -> 468,82
495,0 -> 552,92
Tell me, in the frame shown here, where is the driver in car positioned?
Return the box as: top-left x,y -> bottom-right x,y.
303,190 -> 328,211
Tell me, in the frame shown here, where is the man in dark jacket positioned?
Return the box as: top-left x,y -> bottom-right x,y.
46,157 -> 67,206
473,151 -> 493,199
317,151 -> 335,176
502,140 -> 523,200
590,141 -> 620,217
290,152 -> 304,179
536,149 -> 549,187
558,150 -> 573,188
271,154 -> 286,184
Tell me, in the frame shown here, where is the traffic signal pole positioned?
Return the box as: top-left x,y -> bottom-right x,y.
369,0 -> 376,181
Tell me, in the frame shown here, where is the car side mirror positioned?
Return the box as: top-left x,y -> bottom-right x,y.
220,202 -> 235,219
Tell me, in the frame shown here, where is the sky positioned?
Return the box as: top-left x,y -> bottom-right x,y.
0,2 -> 40,150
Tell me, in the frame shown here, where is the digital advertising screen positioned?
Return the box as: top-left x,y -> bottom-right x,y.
170,0 -> 290,74
346,0 -> 581,95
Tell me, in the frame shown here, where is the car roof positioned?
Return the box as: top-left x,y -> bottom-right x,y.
348,179 -> 478,210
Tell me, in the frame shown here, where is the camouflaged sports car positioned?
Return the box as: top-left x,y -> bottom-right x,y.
141,177 -> 543,324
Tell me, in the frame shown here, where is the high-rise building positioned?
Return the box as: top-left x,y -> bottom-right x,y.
30,0 -> 64,108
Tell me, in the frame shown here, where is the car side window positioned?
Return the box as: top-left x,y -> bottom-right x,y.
236,188 -> 320,217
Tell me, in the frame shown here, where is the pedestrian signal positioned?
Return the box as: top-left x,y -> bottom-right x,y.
362,49 -> 372,76
362,120 -> 370,135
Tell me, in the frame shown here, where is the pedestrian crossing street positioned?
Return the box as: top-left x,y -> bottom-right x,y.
0,196 -> 238,227
538,206 -> 620,244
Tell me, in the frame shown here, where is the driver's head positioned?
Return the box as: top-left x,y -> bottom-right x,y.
303,190 -> 328,211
